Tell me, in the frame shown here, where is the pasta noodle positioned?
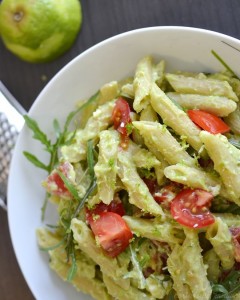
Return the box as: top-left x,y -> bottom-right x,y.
206,217 -> 235,270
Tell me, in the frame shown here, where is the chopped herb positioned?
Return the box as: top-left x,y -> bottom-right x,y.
108,158 -> 115,168
138,167 -> 156,179
180,135 -> 189,150
126,123 -> 133,135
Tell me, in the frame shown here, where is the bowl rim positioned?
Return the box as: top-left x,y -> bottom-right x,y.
7,25 -> 240,300
28,25 -> 240,115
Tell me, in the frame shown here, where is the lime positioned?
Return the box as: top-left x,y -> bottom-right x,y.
0,0 -> 82,63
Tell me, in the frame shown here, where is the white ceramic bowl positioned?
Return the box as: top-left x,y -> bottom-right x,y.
8,26 -> 240,300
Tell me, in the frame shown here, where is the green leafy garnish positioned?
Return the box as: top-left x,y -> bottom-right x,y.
23,115 -> 52,151
211,50 -> 240,80
56,170 -> 80,201
211,268 -> 240,299
137,167 -> 156,179
23,91 -> 100,219
22,151 -> 49,171
39,239 -> 65,252
73,179 -> 97,219
57,147 -> 97,259
67,252 -> 77,282
126,123 -> 133,135
24,91 -> 99,174
87,139 -> 95,181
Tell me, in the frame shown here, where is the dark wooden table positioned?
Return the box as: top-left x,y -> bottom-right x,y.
1,0 -> 240,299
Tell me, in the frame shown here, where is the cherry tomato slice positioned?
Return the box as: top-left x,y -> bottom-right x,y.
44,162 -> 72,198
90,212 -> 133,257
143,178 -> 180,208
112,97 -> 131,147
86,197 -> 125,225
188,109 -> 230,134
170,188 -> 215,228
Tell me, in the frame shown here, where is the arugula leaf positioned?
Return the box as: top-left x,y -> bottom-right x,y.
56,170 -> 80,201
67,252 -> 77,282
23,115 -> 52,152
39,239 -> 65,252
24,91 -> 100,173
57,173 -> 96,272
73,179 -> 97,218
23,151 -> 49,172
53,119 -> 61,138
87,139 -> 95,180
211,268 -> 240,299
211,50 -> 240,80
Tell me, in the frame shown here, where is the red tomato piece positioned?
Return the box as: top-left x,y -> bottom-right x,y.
188,109 -> 230,134
86,197 -> 125,225
44,162 -> 72,198
170,188 -> 215,228
143,178 -> 180,208
112,97 -> 131,147
90,212 -> 133,257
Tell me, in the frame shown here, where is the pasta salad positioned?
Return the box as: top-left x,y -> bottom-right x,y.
24,55 -> 240,300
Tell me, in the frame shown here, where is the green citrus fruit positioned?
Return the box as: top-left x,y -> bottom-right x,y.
0,0 -> 82,63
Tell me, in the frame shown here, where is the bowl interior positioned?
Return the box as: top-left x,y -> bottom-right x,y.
8,26 -> 240,300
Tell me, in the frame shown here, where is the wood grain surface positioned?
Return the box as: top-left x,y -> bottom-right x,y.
1,0 -> 240,299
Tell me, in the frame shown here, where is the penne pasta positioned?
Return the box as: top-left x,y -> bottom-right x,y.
167,92 -> 237,117
166,73 -> 238,101
133,120 -> 196,166
164,163 -> 221,196
150,83 -> 205,154
206,217 -> 235,270
200,131 -> 240,204
94,130 -> 119,204
133,56 -> 153,112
